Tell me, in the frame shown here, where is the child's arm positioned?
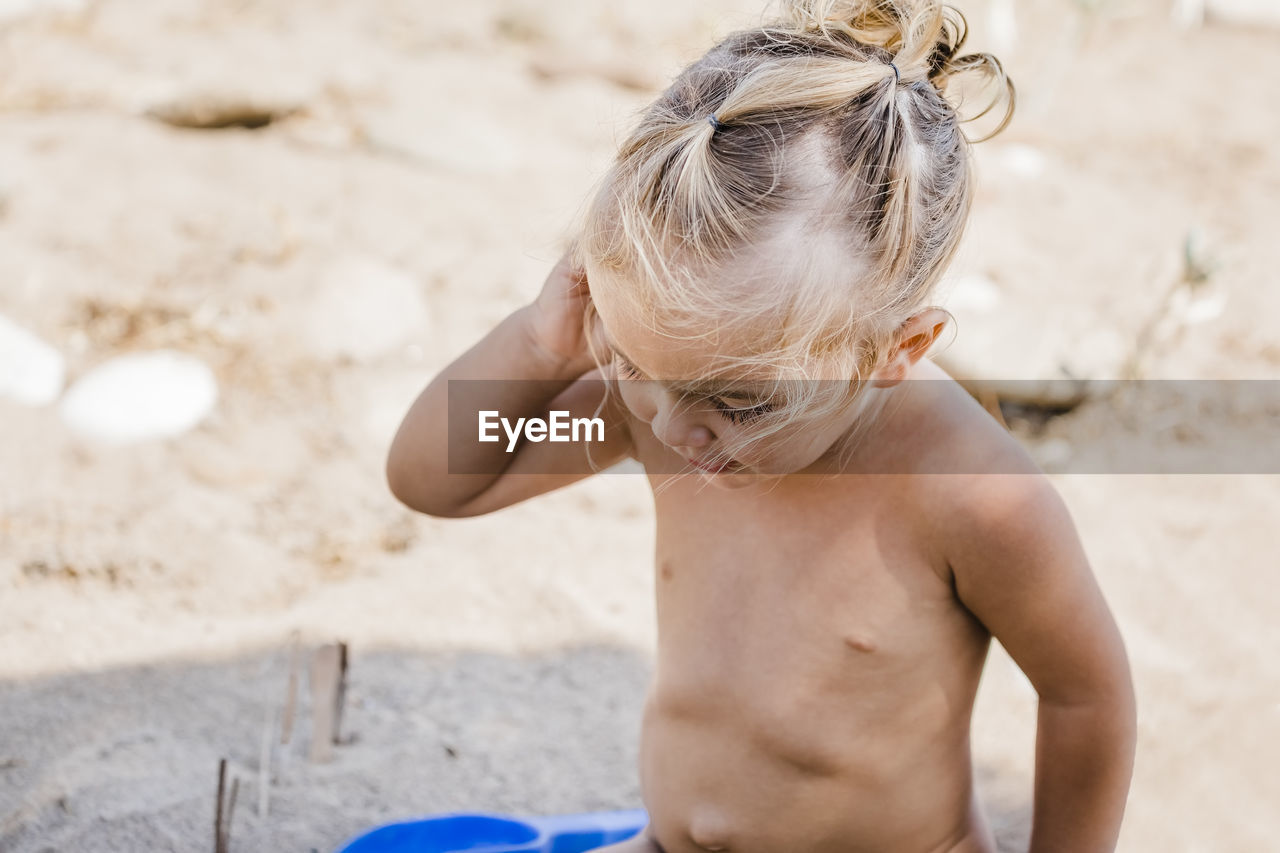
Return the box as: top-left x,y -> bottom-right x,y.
386,254 -> 633,518
945,472 -> 1137,853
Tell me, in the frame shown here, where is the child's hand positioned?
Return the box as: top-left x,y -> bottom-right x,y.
524,249 -> 601,377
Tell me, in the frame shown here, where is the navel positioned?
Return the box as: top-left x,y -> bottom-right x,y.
659,560 -> 675,581
687,809 -> 732,851
843,633 -> 877,654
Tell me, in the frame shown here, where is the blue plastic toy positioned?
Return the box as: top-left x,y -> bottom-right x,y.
335,808 -> 649,853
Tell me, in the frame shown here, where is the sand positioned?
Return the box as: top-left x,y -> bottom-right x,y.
1,0 -> 1278,850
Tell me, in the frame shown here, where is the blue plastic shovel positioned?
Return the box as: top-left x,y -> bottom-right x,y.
335,808 -> 649,853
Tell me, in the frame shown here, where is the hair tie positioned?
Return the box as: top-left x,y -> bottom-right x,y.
889,62 -> 901,83
707,114 -> 724,132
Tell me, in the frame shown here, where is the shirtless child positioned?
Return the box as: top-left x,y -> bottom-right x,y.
386,3 -> 1137,851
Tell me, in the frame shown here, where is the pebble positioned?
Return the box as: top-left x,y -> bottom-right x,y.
1207,0 -> 1280,28
998,145 -> 1047,180
934,268 -> 1123,407
0,0 -> 86,22
59,351 -> 217,444
979,144 -> 1048,181
1175,0 -> 1280,27
301,257 -> 430,363
1176,282 -> 1229,325
0,312 -> 65,406
1031,438 -> 1074,472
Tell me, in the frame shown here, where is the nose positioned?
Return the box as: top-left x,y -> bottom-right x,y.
649,399 -> 714,453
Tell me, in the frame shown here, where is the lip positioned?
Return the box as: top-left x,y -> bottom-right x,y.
685,455 -> 742,474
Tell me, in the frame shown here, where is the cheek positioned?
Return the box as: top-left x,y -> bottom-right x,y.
615,381 -> 656,421
730,420 -> 830,466
717,424 -> 782,465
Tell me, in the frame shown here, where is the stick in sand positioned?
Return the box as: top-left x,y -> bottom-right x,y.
258,703 -> 274,818
333,642 -> 348,744
225,777 -> 240,852
281,631 -> 301,746
308,643 -> 346,762
214,758 -> 226,853
214,758 -> 240,853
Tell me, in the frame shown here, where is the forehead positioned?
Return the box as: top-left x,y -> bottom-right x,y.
591,283 -> 780,394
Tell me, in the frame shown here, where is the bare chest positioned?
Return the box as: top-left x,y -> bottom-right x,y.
648,469 -> 980,703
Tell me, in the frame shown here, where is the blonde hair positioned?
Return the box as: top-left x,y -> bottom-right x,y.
575,0 -> 1015,471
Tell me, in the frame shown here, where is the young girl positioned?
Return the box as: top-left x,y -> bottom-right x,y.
387,1 -> 1137,851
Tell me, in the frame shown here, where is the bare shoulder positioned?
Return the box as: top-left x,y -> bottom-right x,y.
885,359 -> 1064,580
891,358 -> 1041,478
886,364 -> 1129,703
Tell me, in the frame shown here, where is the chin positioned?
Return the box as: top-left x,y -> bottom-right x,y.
694,470 -> 760,491
691,463 -> 791,490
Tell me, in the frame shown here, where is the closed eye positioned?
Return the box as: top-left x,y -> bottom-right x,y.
710,396 -> 773,424
613,352 -> 771,423
614,356 -> 642,379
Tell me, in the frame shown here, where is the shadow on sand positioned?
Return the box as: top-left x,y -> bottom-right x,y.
0,644 -> 1030,852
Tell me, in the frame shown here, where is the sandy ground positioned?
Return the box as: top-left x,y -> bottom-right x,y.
1,0 -> 1278,850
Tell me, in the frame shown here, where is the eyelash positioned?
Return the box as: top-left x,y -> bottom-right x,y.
613,355 -> 772,424
614,359 -> 642,379
711,397 -> 774,424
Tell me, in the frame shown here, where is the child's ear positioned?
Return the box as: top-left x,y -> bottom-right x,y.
868,309 -> 950,388
900,308 -> 950,361
582,300 -> 612,363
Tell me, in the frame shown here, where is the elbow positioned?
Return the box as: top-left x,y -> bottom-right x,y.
1040,675 -> 1138,751
384,453 -> 473,519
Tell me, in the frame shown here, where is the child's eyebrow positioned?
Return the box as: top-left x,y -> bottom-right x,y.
603,334 -> 769,401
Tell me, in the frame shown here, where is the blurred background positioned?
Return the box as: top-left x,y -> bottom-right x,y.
1,0 -> 1277,850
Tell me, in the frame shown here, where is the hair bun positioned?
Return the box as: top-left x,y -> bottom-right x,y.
777,0 -> 911,53
923,4 -> 965,85
776,0 -> 1015,141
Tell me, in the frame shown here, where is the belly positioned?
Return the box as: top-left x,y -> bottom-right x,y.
637,676 -> 985,853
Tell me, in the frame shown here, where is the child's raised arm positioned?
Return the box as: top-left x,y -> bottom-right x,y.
386,253 -> 633,518
943,469 -> 1138,853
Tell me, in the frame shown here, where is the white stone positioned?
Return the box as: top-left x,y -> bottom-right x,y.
979,144 -> 1047,181
1172,0 -> 1206,28
1000,144 -> 1047,179
0,0 -> 85,22
1177,283 -> 1229,325
0,312 -> 65,406
302,257 -> 429,363
1032,438 -> 1074,472
365,110 -> 522,174
1207,0 -> 1280,28
60,351 -> 218,444
934,315 -> 1114,407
